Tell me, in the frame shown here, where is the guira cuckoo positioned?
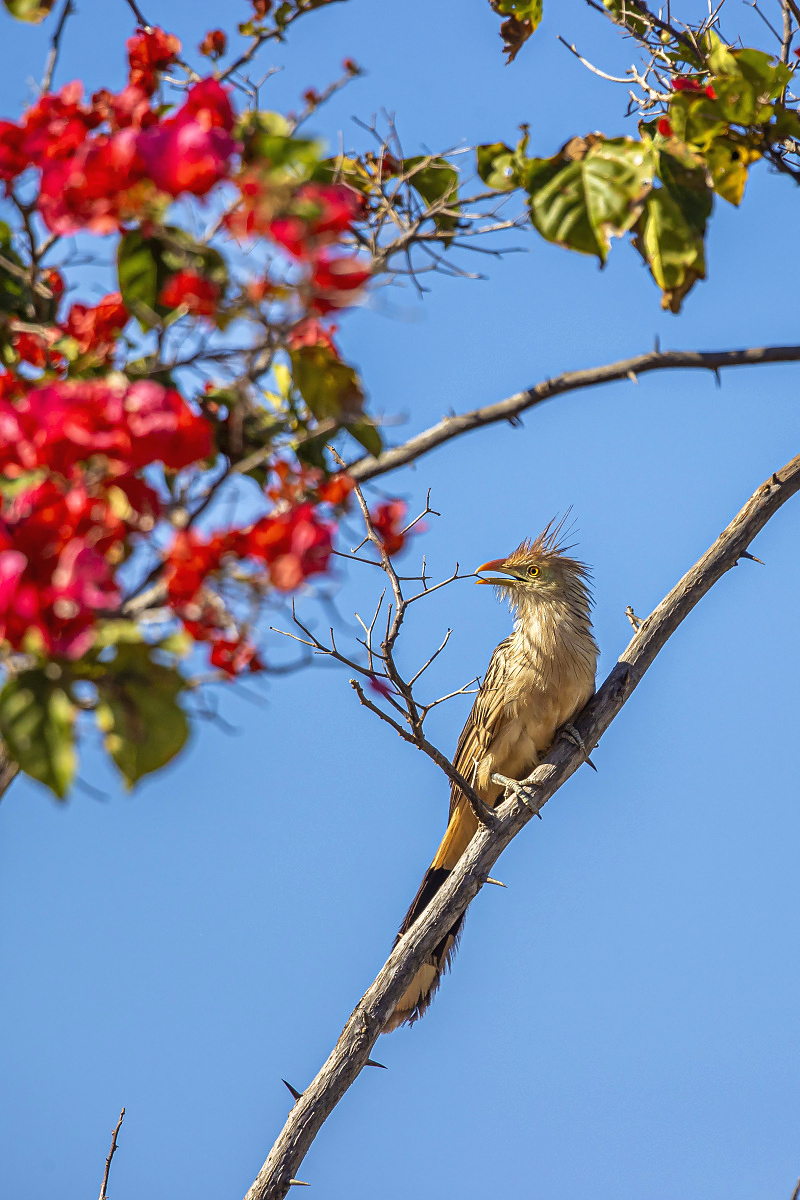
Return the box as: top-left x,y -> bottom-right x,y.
384,520 -> 598,1031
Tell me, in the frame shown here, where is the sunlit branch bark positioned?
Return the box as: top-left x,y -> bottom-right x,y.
0,743 -> 19,805
348,343 -> 800,482
243,449 -> 800,1200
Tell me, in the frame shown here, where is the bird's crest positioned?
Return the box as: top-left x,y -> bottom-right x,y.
505,511 -> 587,574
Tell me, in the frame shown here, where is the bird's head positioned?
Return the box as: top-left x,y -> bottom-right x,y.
474,517 -> 592,618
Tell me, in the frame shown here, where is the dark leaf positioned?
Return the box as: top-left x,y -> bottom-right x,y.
489,0 -> 542,62
95,643 -> 188,786
404,157 -> 460,238
0,221 -> 31,318
0,670 -> 76,799
632,187 -> 707,312
290,344 -> 365,422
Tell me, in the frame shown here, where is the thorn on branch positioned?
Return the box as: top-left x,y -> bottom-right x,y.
365,1058 -> 388,1068
282,1079 -> 304,1102
625,605 -> 644,631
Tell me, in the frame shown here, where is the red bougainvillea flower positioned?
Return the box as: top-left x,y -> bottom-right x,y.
0,378 -> 212,476
12,330 -> 52,369
0,476 -> 126,659
122,380 -> 213,469
136,80 -> 236,197
65,292 -> 128,362
91,84 -> 156,132
287,317 -> 339,351
127,26 -> 181,95
0,120 -> 29,180
317,473 -> 354,506
38,127 -> 145,234
243,502 -> 335,590
308,251 -> 372,314
164,529 -> 226,605
267,183 -> 363,259
41,267 -> 65,300
210,638 -> 263,676
657,117 -> 674,137
672,76 -> 716,99
180,78 -> 235,132
199,29 -> 227,58
371,500 -> 408,555
159,270 -> 220,318
21,81 -> 99,164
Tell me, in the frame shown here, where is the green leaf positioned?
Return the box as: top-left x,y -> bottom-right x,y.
117,229 -> 161,329
632,187 -> 707,313
705,136 -> 760,206
0,220 -> 31,318
118,226 -> 228,331
404,157 -> 460,238
312,155 -> 372,194
525,136 -> 655,262
477,143 -> 515,191
0,670 -> 76,799
655,145 -> 713,229
706,35 -> 791,100
3,0 -> 54,21
236,110 -> 323,177
92,620 -> 146,649
602,0 -> 651,39
346,419 -> 382,458
96,643 -> 188,786
290,344 -> 365,423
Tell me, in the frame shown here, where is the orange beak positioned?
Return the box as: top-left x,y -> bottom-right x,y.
475,558 -> 514,585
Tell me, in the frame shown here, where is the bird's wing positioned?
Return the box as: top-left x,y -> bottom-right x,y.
448,635 -> 513,821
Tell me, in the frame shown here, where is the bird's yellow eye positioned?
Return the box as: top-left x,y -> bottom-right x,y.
527,565 -> 539,578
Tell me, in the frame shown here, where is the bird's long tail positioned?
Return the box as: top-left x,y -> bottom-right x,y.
383,799 -> 479,1032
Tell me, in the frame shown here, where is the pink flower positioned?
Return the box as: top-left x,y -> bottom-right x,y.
51,538 -> 121,612
136,117 -> 235,196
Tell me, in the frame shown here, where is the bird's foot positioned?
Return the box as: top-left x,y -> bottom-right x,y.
559,723 -> 598,772
491,772 -> 542,817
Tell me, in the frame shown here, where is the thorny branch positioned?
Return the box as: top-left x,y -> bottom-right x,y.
347,343 -> 800,482
243,449 -> 800,1200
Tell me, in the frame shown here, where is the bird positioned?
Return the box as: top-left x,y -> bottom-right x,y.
384,517 -> 598,1031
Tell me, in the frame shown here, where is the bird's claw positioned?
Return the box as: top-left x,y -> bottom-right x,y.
491,772 -> 542,816
560,723 -> 598,771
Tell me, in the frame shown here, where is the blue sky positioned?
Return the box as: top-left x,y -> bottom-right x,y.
1,2 -> 799,1199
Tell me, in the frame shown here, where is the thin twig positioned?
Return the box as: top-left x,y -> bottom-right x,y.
41,0 -> 74,93
98,1108 -> 125,1200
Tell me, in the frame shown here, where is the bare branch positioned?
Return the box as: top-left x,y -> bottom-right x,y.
348,343 -> 800,482
243,449 -> 800,1200
41,0 -> 75,93
98,1108 -> 125,1200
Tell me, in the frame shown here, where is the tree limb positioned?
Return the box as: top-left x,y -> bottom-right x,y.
347,344 -> 800,482
0,742 -> 18,803
243,448 -> 800,1200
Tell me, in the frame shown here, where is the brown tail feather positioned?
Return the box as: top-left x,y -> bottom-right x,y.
383,865 -> 466,1032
